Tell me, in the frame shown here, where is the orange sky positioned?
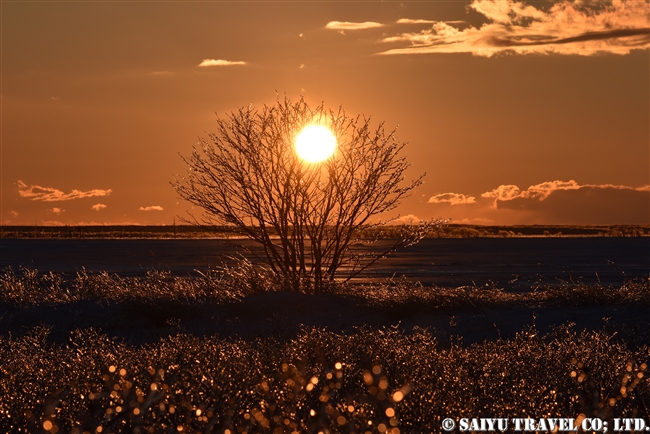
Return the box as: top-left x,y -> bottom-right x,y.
2,0 -> 649,226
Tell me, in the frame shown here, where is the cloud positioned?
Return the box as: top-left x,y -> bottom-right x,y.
73,221 -> 142,226
42,220 -> 65,226
480,184 -> 524,204
398,19 -> 468,25
481,180 -> 649,224
427,180 -> 649,224
397,18 -> 436,25
50,207 -> 64,214
10,210 -> 19,217
456,217 -> 496,225
92,203 -> 107,211
494,184 -> 649,224
140,206 -> 164,211
428,193 -> 477,205
18,180 -> 112,202
481,179 -> 648,206
198,59 -> 247,67
393,214 -> 423,224
325,21 -> 384,30
380,0 -> 650,56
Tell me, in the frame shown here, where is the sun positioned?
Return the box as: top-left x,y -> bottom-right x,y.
295,125 -> 337,163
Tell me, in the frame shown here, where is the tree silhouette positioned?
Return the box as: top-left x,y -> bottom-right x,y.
173,96 -> 435,292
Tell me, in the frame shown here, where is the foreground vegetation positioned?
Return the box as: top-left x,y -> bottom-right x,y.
1,268 -> 649,433
1,325 -> 648,433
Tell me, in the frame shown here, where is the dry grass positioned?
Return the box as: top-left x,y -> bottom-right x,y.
0,325 -> 648,433
2,266 -> 649,310
1,267 -> 649,433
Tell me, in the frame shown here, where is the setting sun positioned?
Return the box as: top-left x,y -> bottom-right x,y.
295,125 -> 337,163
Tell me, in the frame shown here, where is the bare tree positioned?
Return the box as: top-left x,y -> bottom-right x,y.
173,96 -> 436,292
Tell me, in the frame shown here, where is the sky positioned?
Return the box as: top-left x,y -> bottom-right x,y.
2,0 -> 649,226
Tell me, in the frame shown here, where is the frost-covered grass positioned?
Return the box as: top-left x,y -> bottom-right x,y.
0,326 -> 648,433
1,267 -> 649,433
1,266 -> 649,309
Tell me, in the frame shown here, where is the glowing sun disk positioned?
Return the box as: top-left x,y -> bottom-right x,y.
295,125 -> 336,163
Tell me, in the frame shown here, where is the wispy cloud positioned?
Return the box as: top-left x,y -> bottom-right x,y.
42,220 -> 65,226
456,217 -> 496,225
428,193 -> 477,205
380,0 -> 650,56
198,59 -> 247,67
397,18 -> 435,25
325,21 -> 384,30
51,207 -> 64,214
10,210 -> 19,217
18,180 -> 112,202
92,203 -> 107,211
140,206 -> 164,211
75,221 -> 142,226
398,19 -> 468,25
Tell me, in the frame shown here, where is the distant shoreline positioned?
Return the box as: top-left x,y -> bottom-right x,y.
1,224 -> 648,239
